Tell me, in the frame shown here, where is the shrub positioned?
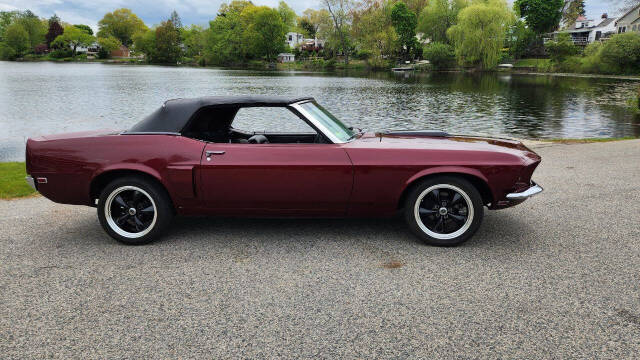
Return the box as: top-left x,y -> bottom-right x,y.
49,48 -> 73,59
0,43 -> 17,60
599,33 -> 640,74
545,33 -> 578,62
354,49 -> 372,60
34,43 -> 48,55
423,42 -> 455,69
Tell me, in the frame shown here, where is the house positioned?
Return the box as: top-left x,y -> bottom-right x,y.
277,53 -> 295,63
615,4 -> 640,33
74,42 -> 99,56
300,38 -> 325,52
111,45 -> 130,58
549,14 -> 617,45
286,32 -> 304,48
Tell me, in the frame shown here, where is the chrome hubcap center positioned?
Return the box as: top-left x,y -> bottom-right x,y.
439,207 -> 448,216
128,208 -> 137,216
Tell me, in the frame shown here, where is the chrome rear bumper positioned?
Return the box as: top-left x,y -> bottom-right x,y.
25,176 -> 36,191
506,181 -> 543,200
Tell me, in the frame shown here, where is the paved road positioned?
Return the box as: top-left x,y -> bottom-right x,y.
1,140 -> 640,359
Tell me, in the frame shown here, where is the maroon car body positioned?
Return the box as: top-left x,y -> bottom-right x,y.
25,96 -> 542,245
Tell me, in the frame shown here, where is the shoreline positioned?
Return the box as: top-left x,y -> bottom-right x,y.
7,58 -> 640,81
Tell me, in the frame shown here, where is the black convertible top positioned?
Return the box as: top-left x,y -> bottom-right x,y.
127,95 -> 315,133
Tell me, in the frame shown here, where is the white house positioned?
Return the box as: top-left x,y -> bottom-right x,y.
615,4 -> 640,33
277,53 -> 295,63
551,14 -> 617,45
286,32 -> 304,48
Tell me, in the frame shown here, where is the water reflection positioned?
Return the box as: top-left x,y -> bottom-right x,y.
0,61 -> 638,161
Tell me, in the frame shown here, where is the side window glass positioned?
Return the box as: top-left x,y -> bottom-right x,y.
232,107 -> 315,133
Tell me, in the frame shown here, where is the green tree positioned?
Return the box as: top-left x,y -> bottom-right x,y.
219,0 -> 254,15
204,3 -> 248,65
169,10 -> 183,29
447,0 -> 515,69
599,33 -> 640,74
45,15 -> 64,46
181,25 -> 206,59
14,11 -> 47,49
514,0 -> 564,34
97,35 -> 122,58
4,22 -> 30,57
507,19 -> 535,59
51,25 -> 95,57
133,29 -> 156,60
244,6 -> 287,61
351,0 -> 398,62
561,0 -> 585,29
73,24 -> 93,35
322,0 -> 355,64
1,11 -> 21,41
298,9 -> 331,38
154,20 -> 182,63
544,32 -> 577,62
423,42 -> 455,69
391,1 -> 419,61
278,1 -> 297,31
97,8 -> 148,46
417,0 -> 468,44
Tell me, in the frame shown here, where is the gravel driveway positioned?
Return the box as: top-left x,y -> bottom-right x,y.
1,140 -> 639,359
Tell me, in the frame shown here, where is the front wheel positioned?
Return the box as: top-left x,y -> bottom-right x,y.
404,176 -> 484,246
97,176 -> 174,245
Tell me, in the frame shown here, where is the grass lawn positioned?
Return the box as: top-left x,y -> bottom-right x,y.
514,58 -> 552,70
0,162 -> 37,199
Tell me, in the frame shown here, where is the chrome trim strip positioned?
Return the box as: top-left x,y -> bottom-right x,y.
25,176 -> 36,191
290,103 -> 343,144
506,181 -> 543,200
122,131 -> 182,136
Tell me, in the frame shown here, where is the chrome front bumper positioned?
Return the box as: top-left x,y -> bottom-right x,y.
25,176 -> 36,191
506,181 -> 543,200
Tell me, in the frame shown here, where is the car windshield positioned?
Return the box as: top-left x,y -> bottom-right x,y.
299,101 -> 355,143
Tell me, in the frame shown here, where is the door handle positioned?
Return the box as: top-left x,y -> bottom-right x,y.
206,150 -> 225,156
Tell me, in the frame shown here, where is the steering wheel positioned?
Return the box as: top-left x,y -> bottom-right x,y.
248,134 -> 269,144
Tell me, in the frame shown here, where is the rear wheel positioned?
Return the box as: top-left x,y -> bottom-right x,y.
97,176 -> 173,245
404,176 -> 484,246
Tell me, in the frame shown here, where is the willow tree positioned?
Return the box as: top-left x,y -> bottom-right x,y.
447,0 -> 514,69
417,0 -> 468,44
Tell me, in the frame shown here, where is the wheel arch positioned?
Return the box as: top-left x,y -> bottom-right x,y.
397,169 -> 494,210
89,168 -> 175,211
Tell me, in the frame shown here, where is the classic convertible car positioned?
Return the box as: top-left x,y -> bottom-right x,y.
25,96 -> 542,246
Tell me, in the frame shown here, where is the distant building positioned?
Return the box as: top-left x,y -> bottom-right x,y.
73,42 -> 99,56
111,45 -> 130,58
548,14 -> 617,45
285,32 -> 325,52
615,4 -> 640,33
277,53 -> 295,63
286,32 -> 304,48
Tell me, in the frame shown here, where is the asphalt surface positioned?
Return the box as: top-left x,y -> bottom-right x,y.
1,140 -> 639,359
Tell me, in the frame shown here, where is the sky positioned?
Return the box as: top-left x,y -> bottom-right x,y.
0,0 -> 624,32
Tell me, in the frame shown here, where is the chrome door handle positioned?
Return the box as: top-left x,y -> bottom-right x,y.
206,150 -> 225,156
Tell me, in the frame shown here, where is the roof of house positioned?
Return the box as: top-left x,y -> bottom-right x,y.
561,16 -> 617,33
598,17 -> 616,28
128,96 -> 314,133
616,4 -> 640,24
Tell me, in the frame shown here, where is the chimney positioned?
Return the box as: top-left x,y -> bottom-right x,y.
602,13 -> 608,19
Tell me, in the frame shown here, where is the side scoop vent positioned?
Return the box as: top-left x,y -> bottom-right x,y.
381,130 -> 450,137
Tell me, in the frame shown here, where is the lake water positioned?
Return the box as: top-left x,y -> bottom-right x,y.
1,61 -> 639,161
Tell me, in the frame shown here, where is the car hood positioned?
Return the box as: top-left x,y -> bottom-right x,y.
351,132 -> 541,163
